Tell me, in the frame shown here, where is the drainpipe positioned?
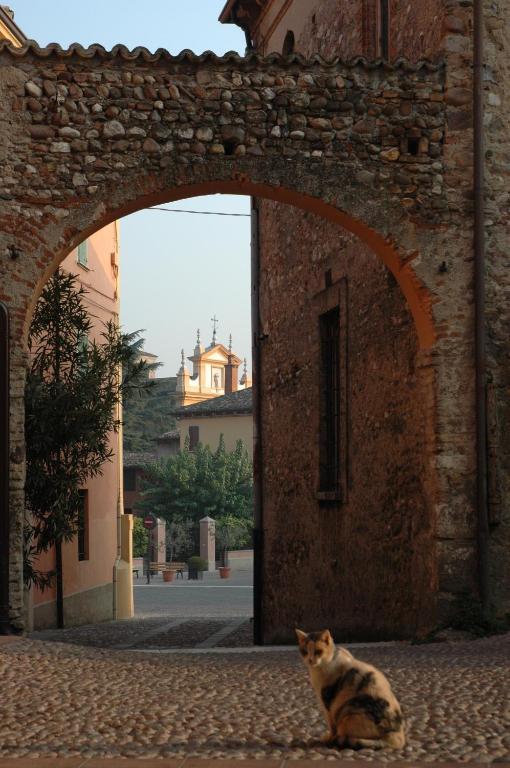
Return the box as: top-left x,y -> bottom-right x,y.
112,363 -> 122,620
0,303 -> 12,634
251,197 -> 264,645
473,0 -> 490,616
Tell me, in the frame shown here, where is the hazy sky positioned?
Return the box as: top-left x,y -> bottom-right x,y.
12,1 -> 252,376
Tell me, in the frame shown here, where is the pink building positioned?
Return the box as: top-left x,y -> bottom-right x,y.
31,224 -> 122,629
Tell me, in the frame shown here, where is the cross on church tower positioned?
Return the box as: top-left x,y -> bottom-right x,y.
211,315 -> 219,346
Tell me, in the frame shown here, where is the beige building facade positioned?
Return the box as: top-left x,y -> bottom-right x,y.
175,388 -> 253,459
176,331 -> 250,408
174,332 -> 252,456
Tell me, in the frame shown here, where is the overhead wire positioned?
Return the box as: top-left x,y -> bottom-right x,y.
148,206 -> 251,217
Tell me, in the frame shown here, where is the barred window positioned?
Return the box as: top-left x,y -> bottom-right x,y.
319,307 -> 341,493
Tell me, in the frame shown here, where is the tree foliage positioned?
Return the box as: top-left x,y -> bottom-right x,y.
165,518 -> 194,562
132,516 -> 149,558
136,436 -> 253,531
122,376 -> 176,453
216,514 -> 251,566
25,269 -> 152,598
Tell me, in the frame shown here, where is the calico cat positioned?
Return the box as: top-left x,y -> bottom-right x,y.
296,629 -> 406,750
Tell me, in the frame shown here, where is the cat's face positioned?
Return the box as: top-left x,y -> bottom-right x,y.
295,628 -> 334,668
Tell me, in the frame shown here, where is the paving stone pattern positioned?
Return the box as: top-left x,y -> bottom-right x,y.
0,632 -> 509,761
130,620 -> 231,649
30,618 -> 254,649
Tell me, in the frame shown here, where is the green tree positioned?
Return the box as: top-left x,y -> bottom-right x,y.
137,437 -> 253,531
165,519 -> 194,562
120,328 -> 161,391
216,514 -> 251,567
25,269 -> 151,627
209,436 -> 253,521
132,517 -> 149,558
123,376 -> 176,453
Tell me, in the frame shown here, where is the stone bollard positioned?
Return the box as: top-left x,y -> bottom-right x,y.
200,516 -> 216,571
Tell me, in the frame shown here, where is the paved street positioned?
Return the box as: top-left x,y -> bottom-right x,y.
1,631 -> 509,762
134,570 -> 253,618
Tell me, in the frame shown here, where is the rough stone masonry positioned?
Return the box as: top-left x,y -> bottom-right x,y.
0,37 -> 502,640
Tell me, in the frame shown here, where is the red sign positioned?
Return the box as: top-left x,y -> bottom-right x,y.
142,514 -> 157,530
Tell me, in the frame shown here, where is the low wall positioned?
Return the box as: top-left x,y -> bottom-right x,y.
226,550 -> 253,572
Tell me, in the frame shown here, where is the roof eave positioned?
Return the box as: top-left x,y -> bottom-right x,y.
218,0 -> 265,33
219,0 -> 237,24
176,409 -> 252,419
0,6 -> 27,45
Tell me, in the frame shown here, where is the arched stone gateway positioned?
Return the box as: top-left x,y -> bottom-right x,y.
0,41 -> 490,640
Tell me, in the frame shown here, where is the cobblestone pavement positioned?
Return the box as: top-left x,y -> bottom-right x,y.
30,571 -> 255,650
1,632 -> 509,762
30,617 -> 254,649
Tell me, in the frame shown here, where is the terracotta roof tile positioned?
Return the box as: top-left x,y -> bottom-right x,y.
123,451 -> 157,468
0,40 -> 443,71
175,387 -> 253,418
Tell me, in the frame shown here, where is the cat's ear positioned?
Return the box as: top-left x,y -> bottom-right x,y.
319,629 -> 333,644
295,628 -> 307,645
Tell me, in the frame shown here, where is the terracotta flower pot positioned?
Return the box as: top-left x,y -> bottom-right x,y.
219,566 -> 231,579
163,569 -> 174,582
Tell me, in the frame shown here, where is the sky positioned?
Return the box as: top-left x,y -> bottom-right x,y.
11,1 -> 252,376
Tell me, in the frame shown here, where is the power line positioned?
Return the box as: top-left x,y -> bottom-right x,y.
148,206 -> 251,217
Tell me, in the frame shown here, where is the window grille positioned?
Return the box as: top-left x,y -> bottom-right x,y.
319,307 -> 341,493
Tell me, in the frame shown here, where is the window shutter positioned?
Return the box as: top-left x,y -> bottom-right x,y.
77,240 -> 88,267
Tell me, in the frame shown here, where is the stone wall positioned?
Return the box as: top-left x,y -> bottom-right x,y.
252,0 -> 510,640
259,203 -> 437,640
256,1 -> 444,641
483,0 -> 510,615
0,38 -> 493,636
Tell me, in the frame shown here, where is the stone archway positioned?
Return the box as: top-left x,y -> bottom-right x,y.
0,41 -> 470,638
30,177 -> 436,349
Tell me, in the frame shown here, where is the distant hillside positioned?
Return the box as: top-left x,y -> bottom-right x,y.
123,376 -> 176,453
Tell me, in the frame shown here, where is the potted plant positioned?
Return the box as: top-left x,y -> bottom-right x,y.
187,555 -> 207,580
219,564 -> 231,579
163,568 -> 174,583
216,515 -> 251,579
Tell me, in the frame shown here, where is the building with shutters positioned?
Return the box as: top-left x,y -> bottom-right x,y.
175,387 -> 253,459
31,220 -> 122,630
0,4 -> 124,630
